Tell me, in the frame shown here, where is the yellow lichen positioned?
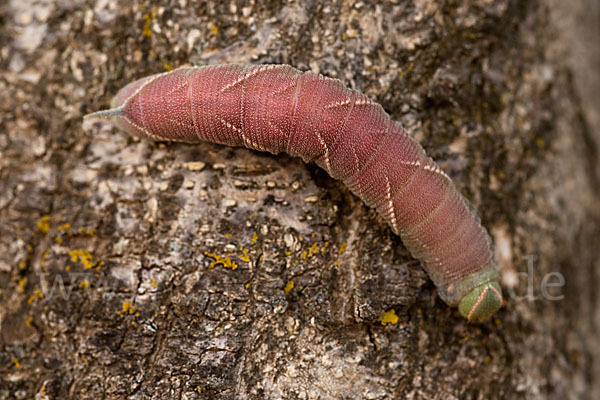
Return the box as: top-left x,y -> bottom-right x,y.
69,249 -> 101,269
79,280 -> 90,290
25,316 -> 33,327
284,280 -> 294,294
142,13 -> 155,37
27,289 -> 44,305
58,223 -> 71,231
535,137 -> 545,148
307,243 -> 320,258
37,216 -> 50,233
151,279 -> 158,288
122,301 -> 135,314
204,252 -> 238,270
378,309 -> 399,326
241,248 -> 250,262
78,227 -> 97,237
18,278 -> 27,293
338,242 -> 347,254
251,232 -> 258,243
12,358 -> 20,368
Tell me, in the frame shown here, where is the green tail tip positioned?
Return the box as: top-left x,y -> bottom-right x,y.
458,281 -> 503,322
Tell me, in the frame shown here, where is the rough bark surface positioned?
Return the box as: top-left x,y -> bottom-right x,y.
0,1 -> 598,399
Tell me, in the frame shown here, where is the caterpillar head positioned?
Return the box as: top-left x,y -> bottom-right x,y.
458,281 -> 503,322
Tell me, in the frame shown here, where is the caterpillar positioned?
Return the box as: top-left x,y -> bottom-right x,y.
85,64 -> 503,321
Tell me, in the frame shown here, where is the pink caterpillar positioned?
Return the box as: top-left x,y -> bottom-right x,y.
85,64 -> 503,321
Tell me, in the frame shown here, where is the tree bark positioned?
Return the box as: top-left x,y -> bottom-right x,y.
1,0 -> 598,399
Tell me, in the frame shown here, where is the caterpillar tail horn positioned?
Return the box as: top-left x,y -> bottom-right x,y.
83,106 -> 124,120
